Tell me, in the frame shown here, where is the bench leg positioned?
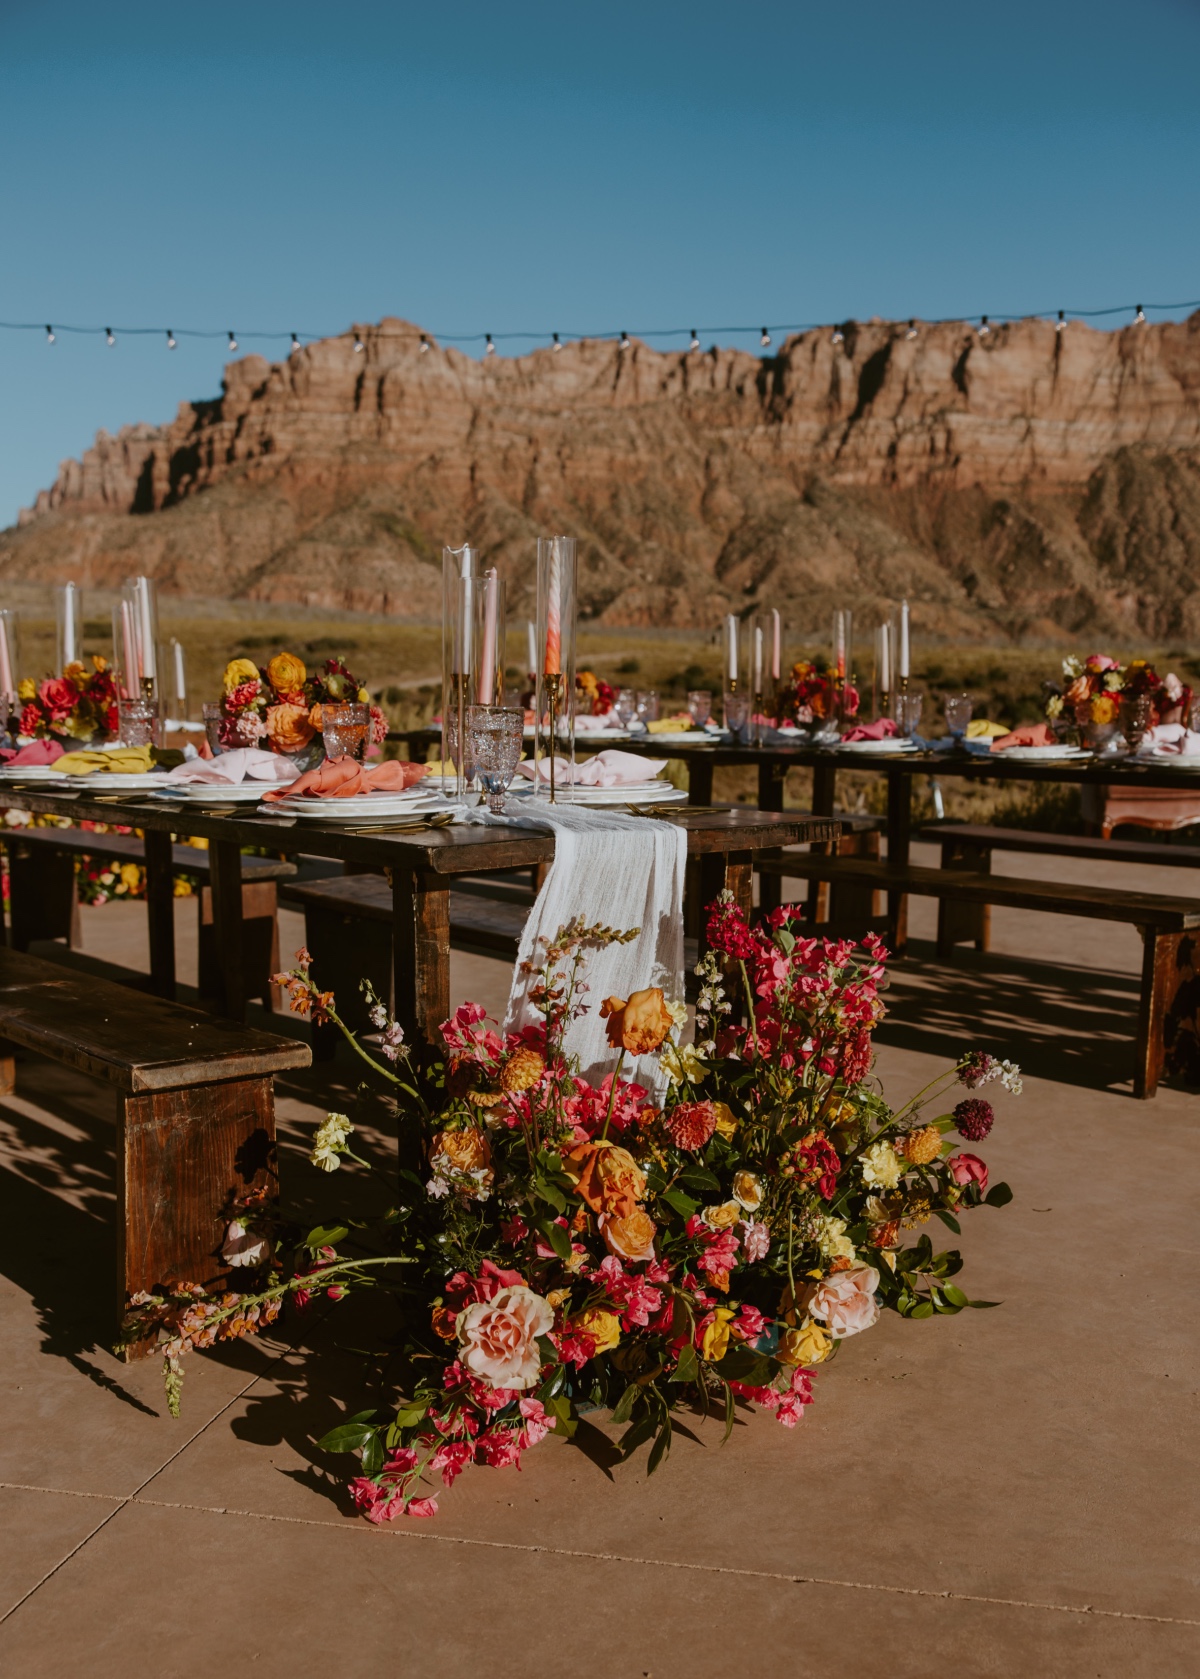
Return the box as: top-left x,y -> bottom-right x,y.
118,1073 -> 279,1348
6,839 -> 77,951
0,1035 -> 15,1096
885,767 -> 911,957
936,841 -> 993,958
393,867 -> 450,1051
208,841 -> 246,1021
142,829 -> 177,1000
1135,929 -> 1199,1100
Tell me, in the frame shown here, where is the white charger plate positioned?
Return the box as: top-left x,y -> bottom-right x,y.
55,771 -> 177,789
261,792 -> 445,820
170,780 -> 294,801
0,764 -> 65,780
995,745 -> 1091,762
1144,751 -> 1200,769
837,738 -> 919,754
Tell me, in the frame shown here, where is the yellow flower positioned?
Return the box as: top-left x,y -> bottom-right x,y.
703,1200 -> 741,1230
119,863 -> 141,890
569,1306 -> 621,1353
356,687 -> 370,704
266,651 -> 307,694
17,678 -> 36,702
900,1125 -> 942,1166
665,999 -> 689,1030
712,1101 -> 738,1140
601,988 -> 675,1055
661,1041 -> 705,1086
731,1170 -> 764,1212
223,657 -> 260,694
778,1321 -> 831,1367
699,1307 -> 735,1362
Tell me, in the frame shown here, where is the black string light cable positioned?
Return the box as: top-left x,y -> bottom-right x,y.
4,298 -> 1199,354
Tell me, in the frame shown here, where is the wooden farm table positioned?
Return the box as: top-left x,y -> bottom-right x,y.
0,783 -> 838,1046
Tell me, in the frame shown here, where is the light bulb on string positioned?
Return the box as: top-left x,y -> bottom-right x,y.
689,329 -> 700,352
1056,310 -> 1066,333
619,331 -> 631,351
906,320 -> 918,340
552,332 -> 562,351
979,315 -> 990,336
485,333 -> 496,356
831,326 -> 844,345
419,334 -> 430,353
45,324 -> 55,345
353,332 -> 365,353
166,330 -> 177,349
289,333 -> 300,354
760,327 -> 771,347
1134,303 -> 1146,325
228,331 -> 238,352
105,327 -> 115,346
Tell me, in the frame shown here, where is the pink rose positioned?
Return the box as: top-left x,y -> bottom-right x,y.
455,1284 -> 554,1391
806,1264 -> 880,1338
948,1152 -> 989,1193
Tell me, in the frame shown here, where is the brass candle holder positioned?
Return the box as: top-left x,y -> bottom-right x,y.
544,672 -> 566,804
140,675 -> 155,702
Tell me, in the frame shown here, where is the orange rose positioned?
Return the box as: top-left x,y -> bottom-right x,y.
599,1207 -> 657,1263
600,987 -> 674,1055
267,651 -> 307,695
308,702 -> 325,732
429,1128 -> 491,1174
562,1141 -> 647,1218
265,702 -> 316,753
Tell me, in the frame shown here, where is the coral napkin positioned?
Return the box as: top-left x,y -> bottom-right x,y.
991,723 -> 1056,751
263,759 -> 429,800
841,718 -> 897,743
0,738 -> 65,766
168,748 -> 301,785
514,750 -> 667,787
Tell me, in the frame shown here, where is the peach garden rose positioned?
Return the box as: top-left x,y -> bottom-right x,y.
455,1285 -> 555,1390
805,1264 -> 881,1338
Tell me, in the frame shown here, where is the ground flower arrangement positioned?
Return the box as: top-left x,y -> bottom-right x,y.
123,894 -> 1018,1521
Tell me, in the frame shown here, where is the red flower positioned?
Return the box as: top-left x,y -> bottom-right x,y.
705,896 -> 758,961
38,677 -> 77,720
19,703 -> 43,737
789,1132 -> 841,1199
665,1100 -> 717,1151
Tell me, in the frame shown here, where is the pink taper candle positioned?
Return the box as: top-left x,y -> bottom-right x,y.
544,540 -> 562,676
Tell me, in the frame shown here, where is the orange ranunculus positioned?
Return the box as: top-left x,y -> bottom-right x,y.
600,1207 -> 657,1263
600,987 -> 674,1055
265,702 -> 316,753
562,1141 -> 647,1218
429,1128 -> 491,1175
308,702 -> 325,731
267,651 -> 307,695
1064,675 -> 1092,708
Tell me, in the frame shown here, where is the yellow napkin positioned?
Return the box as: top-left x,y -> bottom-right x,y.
55,746 -> 155,776
966,720 -> 1009,740
646,715 -> 694,734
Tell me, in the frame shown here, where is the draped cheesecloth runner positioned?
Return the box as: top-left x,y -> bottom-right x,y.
469,805 -> 687,1092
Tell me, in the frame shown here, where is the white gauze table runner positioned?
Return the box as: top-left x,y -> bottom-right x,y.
468,804 -> 687,1091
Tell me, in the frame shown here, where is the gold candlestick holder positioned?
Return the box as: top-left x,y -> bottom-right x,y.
140,675 -> 155,702
544,672 -> 566,804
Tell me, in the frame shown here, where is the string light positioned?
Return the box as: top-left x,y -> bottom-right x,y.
166,329 -> 177,349
353,333 -> 365,352
552,332 -> 562,351
289,332 -> 300,354
906,320 -> 919,339
1056,310 -> 1066,333
831,326 -> 844,345
420,333 -> 430,353
105,327 -> 115,346
619,330 -> 632,351
228,330 -> 238,351
760,327 -> 771,347
689,329 -> 700,351
979,315 -> 990,335
45,324 -> 55,345
485,333 -> 496,355
1135,303 -> 1146,324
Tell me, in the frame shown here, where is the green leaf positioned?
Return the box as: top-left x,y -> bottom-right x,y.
934,1209 -> 962,1234
984,1181 -> 1014,1207
347,1408 -> 377,1425
391,1403 -> 430,1429
610,1382 -> 641,1425
646,1416 -> 673,1476
538,1219 -> 572,1262
932,1114 -> 956,1132
967,1299 -> 1001,1309
714,1342 -> 772,1386
361,1431 -> 384,1476
942,1283 -> 969,1308
317,1423 -> 376,1454
536,1365 -> 566,1403
775,928 -> 796,956
545,1394 -> 578,1438
670,1343 -> 699,1385
661,1188 -> 700,1218
909,1300 -> 935,1319
304,1224 -> 349,1250
619,1412 -> 658,1457
679,1166 -> 721,1193
931,1292 -> 959,1314
534,1176 -> 567,1213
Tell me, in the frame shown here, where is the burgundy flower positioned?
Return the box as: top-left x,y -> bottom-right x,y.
954,1098 -> 994,1141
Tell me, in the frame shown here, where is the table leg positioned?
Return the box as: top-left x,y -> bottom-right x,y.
688,757 -> 714,806
393,866 -> 451,1050
811,760 -> 837,817
142,829 -> 176,1001
208,841 -> 246,1020
757,762 -> 786,915
885,768 -> 911,955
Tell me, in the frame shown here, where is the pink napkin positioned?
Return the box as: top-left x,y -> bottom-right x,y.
575,713 -> 618,733
1141,724 -> 1200,757
0,738 -> 66,766
841,718 -> 897,743
263,759 -> 430,800
168,747 -> 302,785
991,723 -> 1056,751
515,749 -> 667,787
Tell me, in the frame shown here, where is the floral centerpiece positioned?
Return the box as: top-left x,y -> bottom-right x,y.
1044,653 -> 1193,737
124,892 -> 1017,1522
218,652 -> 387,757
775,660 -> 859,729
16,658 -> 120,744
576,669 -> 616,717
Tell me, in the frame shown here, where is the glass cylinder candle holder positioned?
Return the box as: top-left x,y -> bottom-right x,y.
442,543 -> 481,798
55,582 -> 83,672
0,608 -> 20,714
749,614 -> 769,742
534,536 -> 577,801
471,571 -> 506,709
121,576 -> 160,698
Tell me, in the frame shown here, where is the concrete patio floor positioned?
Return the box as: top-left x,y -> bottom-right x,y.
1,874 -> 1198,1677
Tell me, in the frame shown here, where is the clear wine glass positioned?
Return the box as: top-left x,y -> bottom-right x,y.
635,689 -> 659,724
895,692 -> 924,739
687,689 -> 712,727
466,706 -> 524,812
613,687 -> 638,729
944,693 -> 972,742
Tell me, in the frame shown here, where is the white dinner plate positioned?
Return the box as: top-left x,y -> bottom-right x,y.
523,726 -> 631,741
259,792 -> 446,820
170,780 -> 294,800
55,771 -> 177,789
995,745 -> 1091,762
1144,751 -> 1200,769
0,764 -> 65,780
639,731 -> 708,745
837,738 -> 919,754
512,784 -> 687,807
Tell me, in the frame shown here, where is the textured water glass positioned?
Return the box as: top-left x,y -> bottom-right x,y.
466,705 -> 524,812
323,702 -> 369,762
944,693 -> 972,739
895,692 -> 924,738
723,687 -> 750,738
118,697 -> 162,748
635,689 -> 659,724
613,687 -> 638,728
1120,694 -> 1151,752
686,689 -> 712,727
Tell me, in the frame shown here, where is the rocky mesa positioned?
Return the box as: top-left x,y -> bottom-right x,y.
4,313 -> 1200,641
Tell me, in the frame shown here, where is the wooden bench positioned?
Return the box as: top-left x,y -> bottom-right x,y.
918,822 -> 1200,956
2,826 -> 296,1004
754,852 -> 1200,1098
0,946 -> 311,1345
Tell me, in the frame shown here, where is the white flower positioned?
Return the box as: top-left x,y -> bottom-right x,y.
1164,672 -> 1183,702
310,1111 -> 353,1173
860,1140 -> 902,1191
661,1041 -> 706,1086
665,998 -> 689,1030
426,1175 -> 451,1199
816,1215 -> 855,1262
221,1219 -> 269,1268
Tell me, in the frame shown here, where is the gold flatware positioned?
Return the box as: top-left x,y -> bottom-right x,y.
344,812 -> 458,835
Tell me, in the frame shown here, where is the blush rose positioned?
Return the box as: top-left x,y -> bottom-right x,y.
455,1285 -> 555,1390
805,1264 -> 880,1338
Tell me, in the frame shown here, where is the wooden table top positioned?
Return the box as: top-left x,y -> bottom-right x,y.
0,786 -> 840,875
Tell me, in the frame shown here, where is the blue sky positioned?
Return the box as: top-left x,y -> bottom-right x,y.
2,0 -> 1199,526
